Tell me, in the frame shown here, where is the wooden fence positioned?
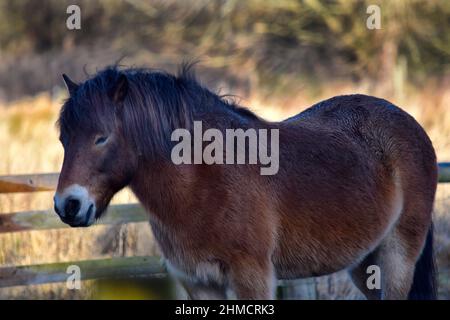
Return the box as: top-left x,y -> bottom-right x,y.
0,163 -> 449,296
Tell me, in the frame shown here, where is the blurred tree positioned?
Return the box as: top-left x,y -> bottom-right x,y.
0,0 -> 449,99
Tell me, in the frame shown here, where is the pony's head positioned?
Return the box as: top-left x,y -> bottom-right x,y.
54,69 -> 140,227
54,66 -> 199,226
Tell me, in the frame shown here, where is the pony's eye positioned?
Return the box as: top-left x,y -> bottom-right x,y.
95,136 -> 108,145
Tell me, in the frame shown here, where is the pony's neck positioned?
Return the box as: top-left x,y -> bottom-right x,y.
129,158 -> 194,223
128,81 -> 264,220
192,99 -> 262,133
179,79 -> 262,129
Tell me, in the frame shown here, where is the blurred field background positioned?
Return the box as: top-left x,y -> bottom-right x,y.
0,0 -> 449,299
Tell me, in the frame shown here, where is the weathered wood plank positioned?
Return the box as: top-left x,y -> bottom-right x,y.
278,278 -> 317,300
0,256 -> 166,288
439,162 -> 450,183
0,173 -> 58,193
0,203 -> 148,233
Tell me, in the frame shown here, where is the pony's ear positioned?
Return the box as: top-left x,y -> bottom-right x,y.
108,74 -> 128,103
62,74 -> 79,96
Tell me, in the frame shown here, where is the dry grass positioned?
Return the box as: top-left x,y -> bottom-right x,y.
0,79 -> 449,299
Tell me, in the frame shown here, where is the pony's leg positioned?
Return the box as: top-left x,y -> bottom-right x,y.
350,224 -> 425,300
348,252 -> 382,300
352,233 -> 418,300
228,258 -> 276,299
349,239 -> 416,300
352,228 -> 419,300
376,230 -> 418,300
377,194 -> 433,300
179,279 -> 228,300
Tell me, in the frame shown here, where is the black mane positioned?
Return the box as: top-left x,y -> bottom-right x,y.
58,64 -> 258,159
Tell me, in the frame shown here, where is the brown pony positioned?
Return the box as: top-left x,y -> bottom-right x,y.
54,65 -> 437,300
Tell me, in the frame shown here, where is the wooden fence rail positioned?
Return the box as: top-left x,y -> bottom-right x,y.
0,203 -> 147,233
0,256 -> 165,288
440,162 -> 450,182
0,254 -> 319,299
0,173 -> 58,193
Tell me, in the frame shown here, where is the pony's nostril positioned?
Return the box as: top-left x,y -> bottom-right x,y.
64,198 -> 81,218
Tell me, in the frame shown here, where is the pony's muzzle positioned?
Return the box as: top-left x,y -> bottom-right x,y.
53,185 -> 96,227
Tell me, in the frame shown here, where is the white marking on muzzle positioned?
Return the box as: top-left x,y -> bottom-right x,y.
54,184 -> 96,226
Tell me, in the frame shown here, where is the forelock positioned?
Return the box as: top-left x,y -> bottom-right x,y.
57,69 -> 119,139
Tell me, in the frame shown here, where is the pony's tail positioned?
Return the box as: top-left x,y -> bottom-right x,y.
408,224 -> 437,300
